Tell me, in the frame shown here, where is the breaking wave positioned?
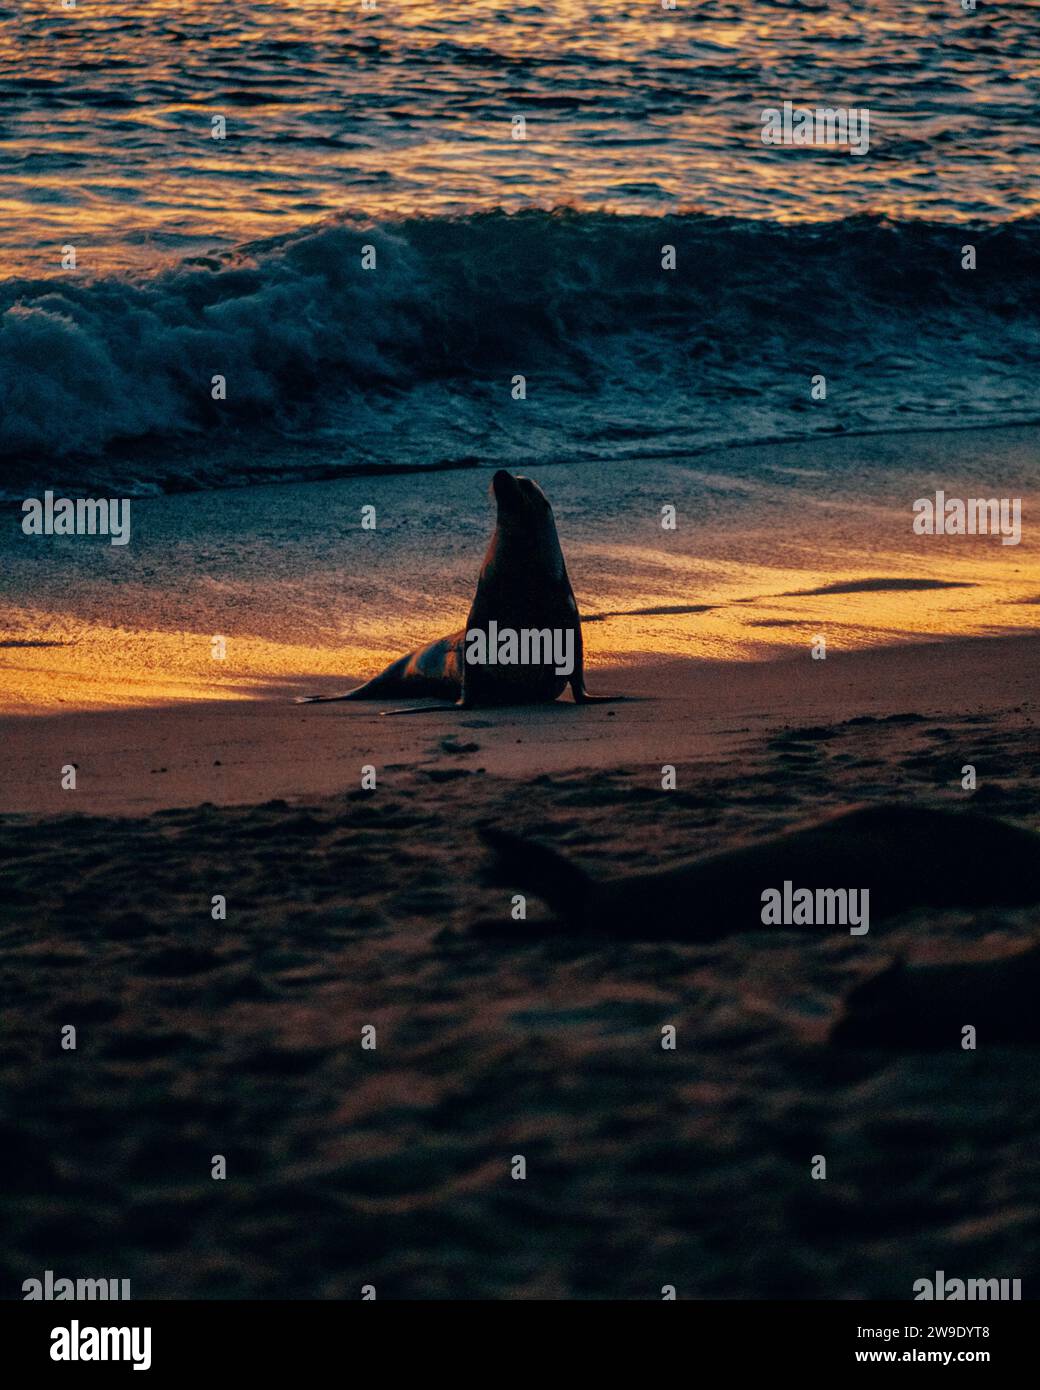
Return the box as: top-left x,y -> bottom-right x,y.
2,210 -> 1039,494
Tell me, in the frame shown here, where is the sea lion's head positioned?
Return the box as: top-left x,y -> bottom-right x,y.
490,469 -> 556,536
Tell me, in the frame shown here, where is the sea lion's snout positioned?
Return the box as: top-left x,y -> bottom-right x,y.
491,470 -> 552,524
491,469 -> 521,508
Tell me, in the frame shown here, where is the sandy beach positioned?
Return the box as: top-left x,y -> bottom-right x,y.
2,428 -> 1039,1298
0,632 -> 1037,816
2,625 -> 1038,1297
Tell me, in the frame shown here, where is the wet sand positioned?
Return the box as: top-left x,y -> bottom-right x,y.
3,426 -> 1038,716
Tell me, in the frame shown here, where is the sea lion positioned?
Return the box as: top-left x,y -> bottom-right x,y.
474,804 -> 1040,940
296,470 -> 615,710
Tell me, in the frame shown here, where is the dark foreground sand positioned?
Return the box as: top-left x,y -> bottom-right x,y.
1,636 -> 1038,1298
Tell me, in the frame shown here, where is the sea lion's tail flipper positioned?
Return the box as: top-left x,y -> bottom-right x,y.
295,638 -> 467,707
294,685 -> 376,704
294,669 -> 406,704
380,702 -> 463,717
477,825 -> 594,929
294,654 -> 424,704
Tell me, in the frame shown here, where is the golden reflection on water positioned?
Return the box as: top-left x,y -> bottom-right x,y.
3,0 -> 1036,274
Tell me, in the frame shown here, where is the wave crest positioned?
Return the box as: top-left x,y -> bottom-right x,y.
2,211 -> 1038,486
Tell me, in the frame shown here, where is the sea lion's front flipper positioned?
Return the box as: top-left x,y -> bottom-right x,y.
572,690 -> 626,704
569,677 -> 626,704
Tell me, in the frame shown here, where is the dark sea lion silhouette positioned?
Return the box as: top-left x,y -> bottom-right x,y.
831,945 -> 1040,1048
296,470 -> 616,710
475,805 -> 1040,940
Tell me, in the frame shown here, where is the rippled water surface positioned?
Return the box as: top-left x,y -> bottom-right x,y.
2,2 -> 1038,488
3,0 -> 1039,274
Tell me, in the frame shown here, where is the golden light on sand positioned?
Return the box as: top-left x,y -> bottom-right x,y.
3,534 -> 1037,714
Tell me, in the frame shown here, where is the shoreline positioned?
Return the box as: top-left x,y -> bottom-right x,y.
2,423 -> 1038,721
6,415 -> 1040,507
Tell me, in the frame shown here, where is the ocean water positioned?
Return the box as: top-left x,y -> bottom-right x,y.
1,1 -> 1039,493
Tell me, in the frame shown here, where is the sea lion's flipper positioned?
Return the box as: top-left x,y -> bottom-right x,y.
295,639 -> 464,706
478,826 -> 594,928
379,703 -> 462,717
571,689 -> 626,704
568,674 -> 625,704
294,688 -> 371,704
294,660 -> 413,704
